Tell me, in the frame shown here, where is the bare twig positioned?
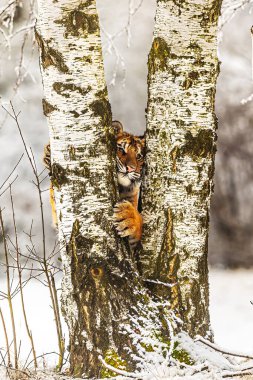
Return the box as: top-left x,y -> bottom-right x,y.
196,336 -> 253,360
100,0 -> 144,85
0,208 -> 18,369
223,371 -> 253,378
0,154 -> 23,192
0,1 -> 16,18
26,351 -> 64,369
0,308 -> 11,367
50,273 -> 65,371
220,0 -> 253,30
3,102 -> 65,371
0,174 -> 19,198
10,185 -> 38,368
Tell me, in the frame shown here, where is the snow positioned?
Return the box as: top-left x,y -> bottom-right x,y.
0,277 -> 62,369
0,1 -> 253,379
0,268 -> 253,374
210,269 -> 253,354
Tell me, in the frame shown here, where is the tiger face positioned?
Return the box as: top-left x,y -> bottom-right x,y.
113,121 -> 145,188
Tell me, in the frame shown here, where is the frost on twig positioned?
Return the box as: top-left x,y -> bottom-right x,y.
0,0 -> 145,95
99,0 -> 144,86
219,0 -> 253,34
0,0 -> 36,103
219,1 -> 253,105
218,1 -> 253,106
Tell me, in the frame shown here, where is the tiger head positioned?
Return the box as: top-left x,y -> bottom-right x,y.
113,121 -> 145,188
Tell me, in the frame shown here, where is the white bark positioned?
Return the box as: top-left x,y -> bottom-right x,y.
142,0 -> 222,337
36,1 -> 141,376
36,0 -> 222,375
36,0 -> 114,325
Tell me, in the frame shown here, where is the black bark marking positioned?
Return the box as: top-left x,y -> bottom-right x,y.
56,4 -> 100,38
200,1 -> 222,28
90,98 -> 112,126
182,71 -> 200,90
35,30 -> 69,73
42,99 -> 57,116
182,129 -> 216,160
51,163 -> 68,188
53,82 -> 91,98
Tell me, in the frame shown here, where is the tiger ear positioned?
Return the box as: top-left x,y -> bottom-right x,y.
138,133 -> 145,147
112,120 -> 123,136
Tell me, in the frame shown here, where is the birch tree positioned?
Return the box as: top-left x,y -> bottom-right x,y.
36,0 -> 222,377
35,0 -> 160,378
141,0 -> 222,337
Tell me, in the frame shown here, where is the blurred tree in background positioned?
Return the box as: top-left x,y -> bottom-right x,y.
1,1 -> 253,266
210,2 -> 253,267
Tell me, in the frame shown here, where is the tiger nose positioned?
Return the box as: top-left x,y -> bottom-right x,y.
126,166 -> 136,173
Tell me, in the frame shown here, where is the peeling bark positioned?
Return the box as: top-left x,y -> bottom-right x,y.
142,0 -> 222,338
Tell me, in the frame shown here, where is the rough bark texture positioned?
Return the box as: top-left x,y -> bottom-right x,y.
36,1 -> 144,377
141,0 -> 222,338
36,0 -> 222,375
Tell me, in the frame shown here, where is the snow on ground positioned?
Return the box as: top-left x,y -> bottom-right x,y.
0,5 -> 253,376
210,268 -> 253,354
0,276 -> 63,369
0,268 -> 253,371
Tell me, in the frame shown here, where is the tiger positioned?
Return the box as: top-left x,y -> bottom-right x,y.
112,120 -> 145,248
43,120 -> 145,247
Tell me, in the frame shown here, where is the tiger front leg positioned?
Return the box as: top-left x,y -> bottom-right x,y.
113,200 -> 143,247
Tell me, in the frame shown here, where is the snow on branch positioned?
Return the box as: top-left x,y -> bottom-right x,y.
98,296 -> 253,380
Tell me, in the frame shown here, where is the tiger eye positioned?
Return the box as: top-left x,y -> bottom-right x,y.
117,146 -> 126,154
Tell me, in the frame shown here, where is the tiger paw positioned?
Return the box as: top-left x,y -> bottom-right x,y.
113,201 -> 143,246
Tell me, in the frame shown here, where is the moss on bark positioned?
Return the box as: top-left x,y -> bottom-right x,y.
35,30 -> 69,73
142,0 -> 222,339
148,37 -> 175,75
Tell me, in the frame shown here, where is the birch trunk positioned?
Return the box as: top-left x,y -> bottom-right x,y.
142,0 -> 222,338
36,1 -> 146,377
36,0 -> 222,375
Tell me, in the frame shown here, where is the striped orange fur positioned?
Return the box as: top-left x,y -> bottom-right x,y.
112,121 -> 145,248
43,121 -> 145,248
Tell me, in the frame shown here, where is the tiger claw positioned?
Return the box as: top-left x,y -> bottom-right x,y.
113,200 -> 142,242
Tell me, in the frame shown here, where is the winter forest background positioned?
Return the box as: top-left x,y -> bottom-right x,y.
1,0 -> 253,373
